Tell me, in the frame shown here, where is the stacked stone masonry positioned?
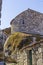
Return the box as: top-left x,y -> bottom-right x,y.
5,9 -> 43,65
11,9 -> 43,35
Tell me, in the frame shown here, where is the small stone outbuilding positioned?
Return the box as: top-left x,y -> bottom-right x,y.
4,9 -> 43,65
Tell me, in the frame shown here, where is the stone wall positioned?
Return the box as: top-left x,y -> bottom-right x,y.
16,43 -> 43,65
10,9 -> 43,35
16,50 -> 31,65
32,43 -> 43,65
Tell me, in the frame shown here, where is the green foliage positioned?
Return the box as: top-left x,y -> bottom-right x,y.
36,35 -> 41,41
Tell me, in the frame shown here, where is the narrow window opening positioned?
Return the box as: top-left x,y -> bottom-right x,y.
20,19 -> 24,24
22,19 -> 24,24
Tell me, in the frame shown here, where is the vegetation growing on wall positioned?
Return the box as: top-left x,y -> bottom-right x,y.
4,32 -> 32,51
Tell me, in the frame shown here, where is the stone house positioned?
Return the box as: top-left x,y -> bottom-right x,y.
10,8 -> 43,35
4,9 -> 43,65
